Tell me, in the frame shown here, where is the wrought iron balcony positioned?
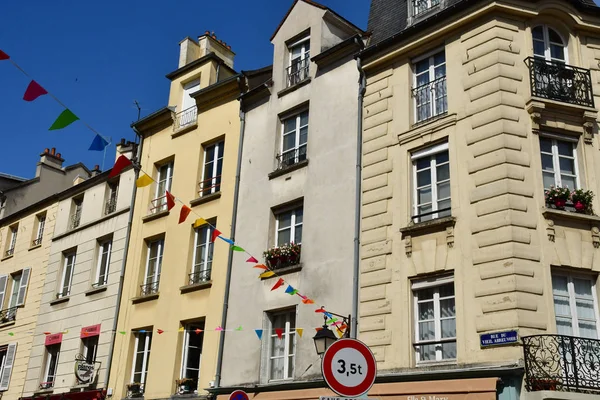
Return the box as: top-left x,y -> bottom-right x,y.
412,0 -> 441,18
198,175 -> 221,197
32,237 -> 42,247
70,211 -> 81,229
526,57 -> 594,108
149,195 -> 168,214
286,58 -> 310,88
105,197 -> 117,215
412,75 -> 447,123
174,106 -> 197,131
39,381 -> 55,390
275,147 -> 307,171
523,334 -> 600,394
0,307 -> 17,323
140,280 -> 160,297
4,247 -> 14,257
189,269 -> 211,285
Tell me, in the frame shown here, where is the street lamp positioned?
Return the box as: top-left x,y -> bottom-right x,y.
312,308 -> 351,356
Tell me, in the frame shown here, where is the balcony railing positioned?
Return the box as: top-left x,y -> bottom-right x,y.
56,288 -> 70,299
32,237 -> 42,247
140,280 -> 160,297
105,197 -> 117,215
189,269 -> 211,285
39,381 -> 55,390
0,307 -> 17,323
275,147 -> 307,171
523,334 -> 600,394
70,211 -> 81,229
412,207 -> 452,223
5,247 -> 14,257
174,106 -> 197,131
198,175 -> 221,197
526,57 -> 595,108
412,0 -> 441,18
149,195 -> 168,214
412,75 -> 447,124
286,58 -> 310,88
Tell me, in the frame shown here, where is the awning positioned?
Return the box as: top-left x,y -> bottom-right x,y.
20,389 -> 105,400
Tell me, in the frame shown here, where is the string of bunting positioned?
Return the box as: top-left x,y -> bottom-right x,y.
0,49 -> 111,151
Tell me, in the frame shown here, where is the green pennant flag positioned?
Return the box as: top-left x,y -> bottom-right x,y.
8,332 -> 14,336
231,246 -> 245,252
49,109 -> 79,130
118,331 -> 126,335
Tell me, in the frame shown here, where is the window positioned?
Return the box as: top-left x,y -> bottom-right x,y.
412,0 -> 441,17
142,239 -> 163,296
94,240 -> 112,287
105,181 -> 119,215
70,197 -> 83,229
533,25 -> 566,63
33,214 -> 46,246
540,136 -> 579,191
552,273 -> 599,339
0,268 -> 31,311
176,79 -> 200,130
151,162 -> 174,214
413,276 -> 456,362
191,225 -> 214,284
180,322 -> 203,391
287,37 -> 310,87
0,343 -> 17,391
413,50 -> 447,123
267,310 -> 296,381
82,336 -> 99,364
279,112 -> 308,169
131,331 -> 152,390
275,206 -> 303,246
5,226 -> 17,257
412,142 -> 450,222
41,344 -> 60,389
59,252 -> 76,298
200,141 -> 224,197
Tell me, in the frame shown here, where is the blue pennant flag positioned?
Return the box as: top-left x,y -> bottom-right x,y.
218,236 -> 234,245
89,134 -> 109,151
285,285 -> 295,294
255,329 -> 263,340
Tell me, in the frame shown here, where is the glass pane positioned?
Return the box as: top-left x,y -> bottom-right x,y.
294,225 -> 302,244
557,141 -> 573,156
578,322 -> 598,339
433,52 -> 445,66
440,299 -> 455,318
418,288 -> 434,301
135,352 -> 144,374
284,118 -> 296,134
287,334 -> 295,355
283,132 -> 296,152
417,170 -> 431,187
437,182 -> 451,200
418,344 -> 436,361
416,59 -> 429,75
442,342 -> 457,359
576,299 -> 596,320
277,229 -> 291,246
434,64 -> 446,79
218,142 -> 225,158
186,347 -> 201,368
278,212 -> 292,228
418,187 -> 432,204
437,200 -> 451,216
548,29 -> 563,44
439,283 -> 455,297
300,111 -> 309,126
543,173 -> 556,190
436,163 -> 449,181
271,336 -> 285,357
561,175 -> 576,190
550,44 -> 565,61
540,138 -> 553,153
418,302 -> 434,320
418,205 -> 432,220
541,154 -> 554,172
552,275 -> 569,293
271,314 -> 285,329
419,321 -> 435,340
441,318 -> 456,338
299,127 -> 308,145
270,357 -> 284,380
574,278 -> 593,297
287,356 -> 295,379
294,208 -> 303,224
533,40 -> 545,57
416,158 -> 430,170
553,296 -> 572,317
532,26 -> 544,40
556,316 -> 573,335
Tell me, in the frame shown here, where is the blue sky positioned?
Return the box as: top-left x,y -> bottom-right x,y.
0,0 -> 369,178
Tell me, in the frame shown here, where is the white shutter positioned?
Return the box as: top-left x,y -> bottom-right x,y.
0,275 -> 7,310
16,268 -> 30,306
0,343 -> 17,390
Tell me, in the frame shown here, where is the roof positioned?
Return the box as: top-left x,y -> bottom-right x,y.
0,172 -> 26,182
270,0 -> 365,41
165,52 -> 237,81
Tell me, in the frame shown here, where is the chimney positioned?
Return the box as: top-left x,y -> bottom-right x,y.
36,147 -> 65,177
178,37 -> 201,68
197,31 -> 235,69
115,138 -> 137,163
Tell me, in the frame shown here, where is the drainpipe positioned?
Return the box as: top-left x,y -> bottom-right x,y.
214,76 -> 246,388
352,47 -> 366,339
104,128 -> 143,390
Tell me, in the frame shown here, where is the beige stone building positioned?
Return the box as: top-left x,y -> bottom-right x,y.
358,0 -> 600,400
21,142 -> 136,400
106,33 -> 241,400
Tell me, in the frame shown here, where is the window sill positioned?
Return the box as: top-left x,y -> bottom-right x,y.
172,122 -> 198,139
34,389 -> 54,395
190,192 -> 221,208
542,208 -> 600,224
142,210 -> 169,223
180,280 -> 212,294
132,293 -> 159,304
0,320 -> 16,329
29,243 -> 42,251
412,111 -> 449,129
277,77 -> 311,98
400,216 -> 456,237
415,359 -> 457,368
85,286 -> 108,296
50,296 -> 70,306
261,263 -> 302,280
399,113 -> 457,145
1,254 -> 13,261
268,159 -> 309,180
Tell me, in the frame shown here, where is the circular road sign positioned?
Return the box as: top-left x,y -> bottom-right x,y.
229,390 -> 249,400
322,338 -> 377,398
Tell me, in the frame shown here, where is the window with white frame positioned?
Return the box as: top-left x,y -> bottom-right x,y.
412,142 -> 450,222
0,343 -> 17,391
413,276 -> 456,362
41,344 -> 60,389
540,135 -> 579,191
93,239 -> 112,287
200,141 -> 224,197
191,225 -> 214,284
33,214 -> 46,247
131,331 -> 152,390
412,0 -> 441,17
413,50 -> 447,123
275,206 -> 303,246
59,252 -> 76,298
287,37 -> 310,87
142,239 -> 163,296
105,180 -> 119,215
5,225 -> 17,257
180,322 -> 203,391
152,162 -> 174,214
552,273 -> 599,339
267,310 -> 296,381
82,335 -> 99,364
279,111 -> 308,169
70,197 -> 83,229
533,25 -> 567,63
8,269 -> 31,308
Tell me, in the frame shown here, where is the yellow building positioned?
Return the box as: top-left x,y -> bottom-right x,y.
107,33 -> 241,399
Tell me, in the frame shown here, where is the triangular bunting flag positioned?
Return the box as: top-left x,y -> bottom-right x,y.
136,174 -> 153,188
23,80 -> 47,102
218,236 -> 234,245
63,330 -> 69,334
178,327 -> 184,332
0,50 -> 9,60
246,256 -> 259,263
315,327 -> 323,332
271,278 -> 285,291
302,298 -> 315,304
179,205 -> 192,224
43,332 -> 51,335
324,312 -> 333,319
139,330 -> 146,333
157,329 -> 164,334
235,326 -> 243,331
253,264 -> 268,270
211,229 -> 222,242
215,326 -> 224,331
296,328 -> 303,337
285,285 -> 295,295
119,331 -> 126,335
259,270 -> 275,279
255,329 -> 263,340
89,134 -> 109,151
326,318 -> 338,324
108,155 -> 133,178
275,328 -> 283,339
193,218 -> 207,228
7,332 -> 14,336
232,246 -> 244,252
49,108 -> 79,130
315,307 -> 326,313
165,191 -> 175,211
195,329 -> 203,335
298,294 -> 307,300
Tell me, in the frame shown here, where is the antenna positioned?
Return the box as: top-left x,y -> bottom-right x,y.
134,100 -> 141,121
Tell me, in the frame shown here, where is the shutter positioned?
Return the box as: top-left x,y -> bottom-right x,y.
0,275 -> 7,310
16,268 -> 30,306
0,343 -> 17,390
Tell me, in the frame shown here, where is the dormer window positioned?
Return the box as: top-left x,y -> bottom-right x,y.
286,37 -> 310,88
412,0 -> 441,18
176,79 -> 199,130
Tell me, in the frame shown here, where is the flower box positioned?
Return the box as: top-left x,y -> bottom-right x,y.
127,383 -> 143,398
545,187 -> 595,215
264,243 -> 301,270
530,378 -> 558,391
175,378 -> 197,394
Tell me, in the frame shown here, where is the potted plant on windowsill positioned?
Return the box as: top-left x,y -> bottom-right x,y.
175,378 -> 196,394
570,188 -> 594,215
127,383 -> 143,398
264,243 -> 301,270
545,186 -> 570,210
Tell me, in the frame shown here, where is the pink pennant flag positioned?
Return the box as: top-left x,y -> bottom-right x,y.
246,256 -> 259,263
23,80 -> 48,102
215,326 -> 224,331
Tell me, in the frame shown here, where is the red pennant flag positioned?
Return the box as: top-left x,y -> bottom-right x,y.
23,80 -> 48,101
179,205 -> 191,224
166,191 -> 175,211
108,155 -> 133,178
246,256 -> 259,263
0,50 -> 9,60
275,328 -> 283,339
271,278 -> 285,291
253,264 -> 268,270
315,307 -> 326,313
157,329 -> 164,334
195,328 -> 203,335
43,332 -> 51,335
211,229 -> 222,242
302,298 -> 315,304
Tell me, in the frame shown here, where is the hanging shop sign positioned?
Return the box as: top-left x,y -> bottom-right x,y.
74,354 -> 99,384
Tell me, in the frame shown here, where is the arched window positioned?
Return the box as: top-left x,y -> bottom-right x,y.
532,25 -> 567,63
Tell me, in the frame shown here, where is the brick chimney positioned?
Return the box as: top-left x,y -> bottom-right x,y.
197,31 -> 235,68
36,148 -> 64,177
115,138 -> 137,162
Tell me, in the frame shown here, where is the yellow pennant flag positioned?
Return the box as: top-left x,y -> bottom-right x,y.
178,327 -> 184,332
193,218 -> 208,228
296,328 -> 303,338
259,271 -> 275,279
136,174 -> 153,188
